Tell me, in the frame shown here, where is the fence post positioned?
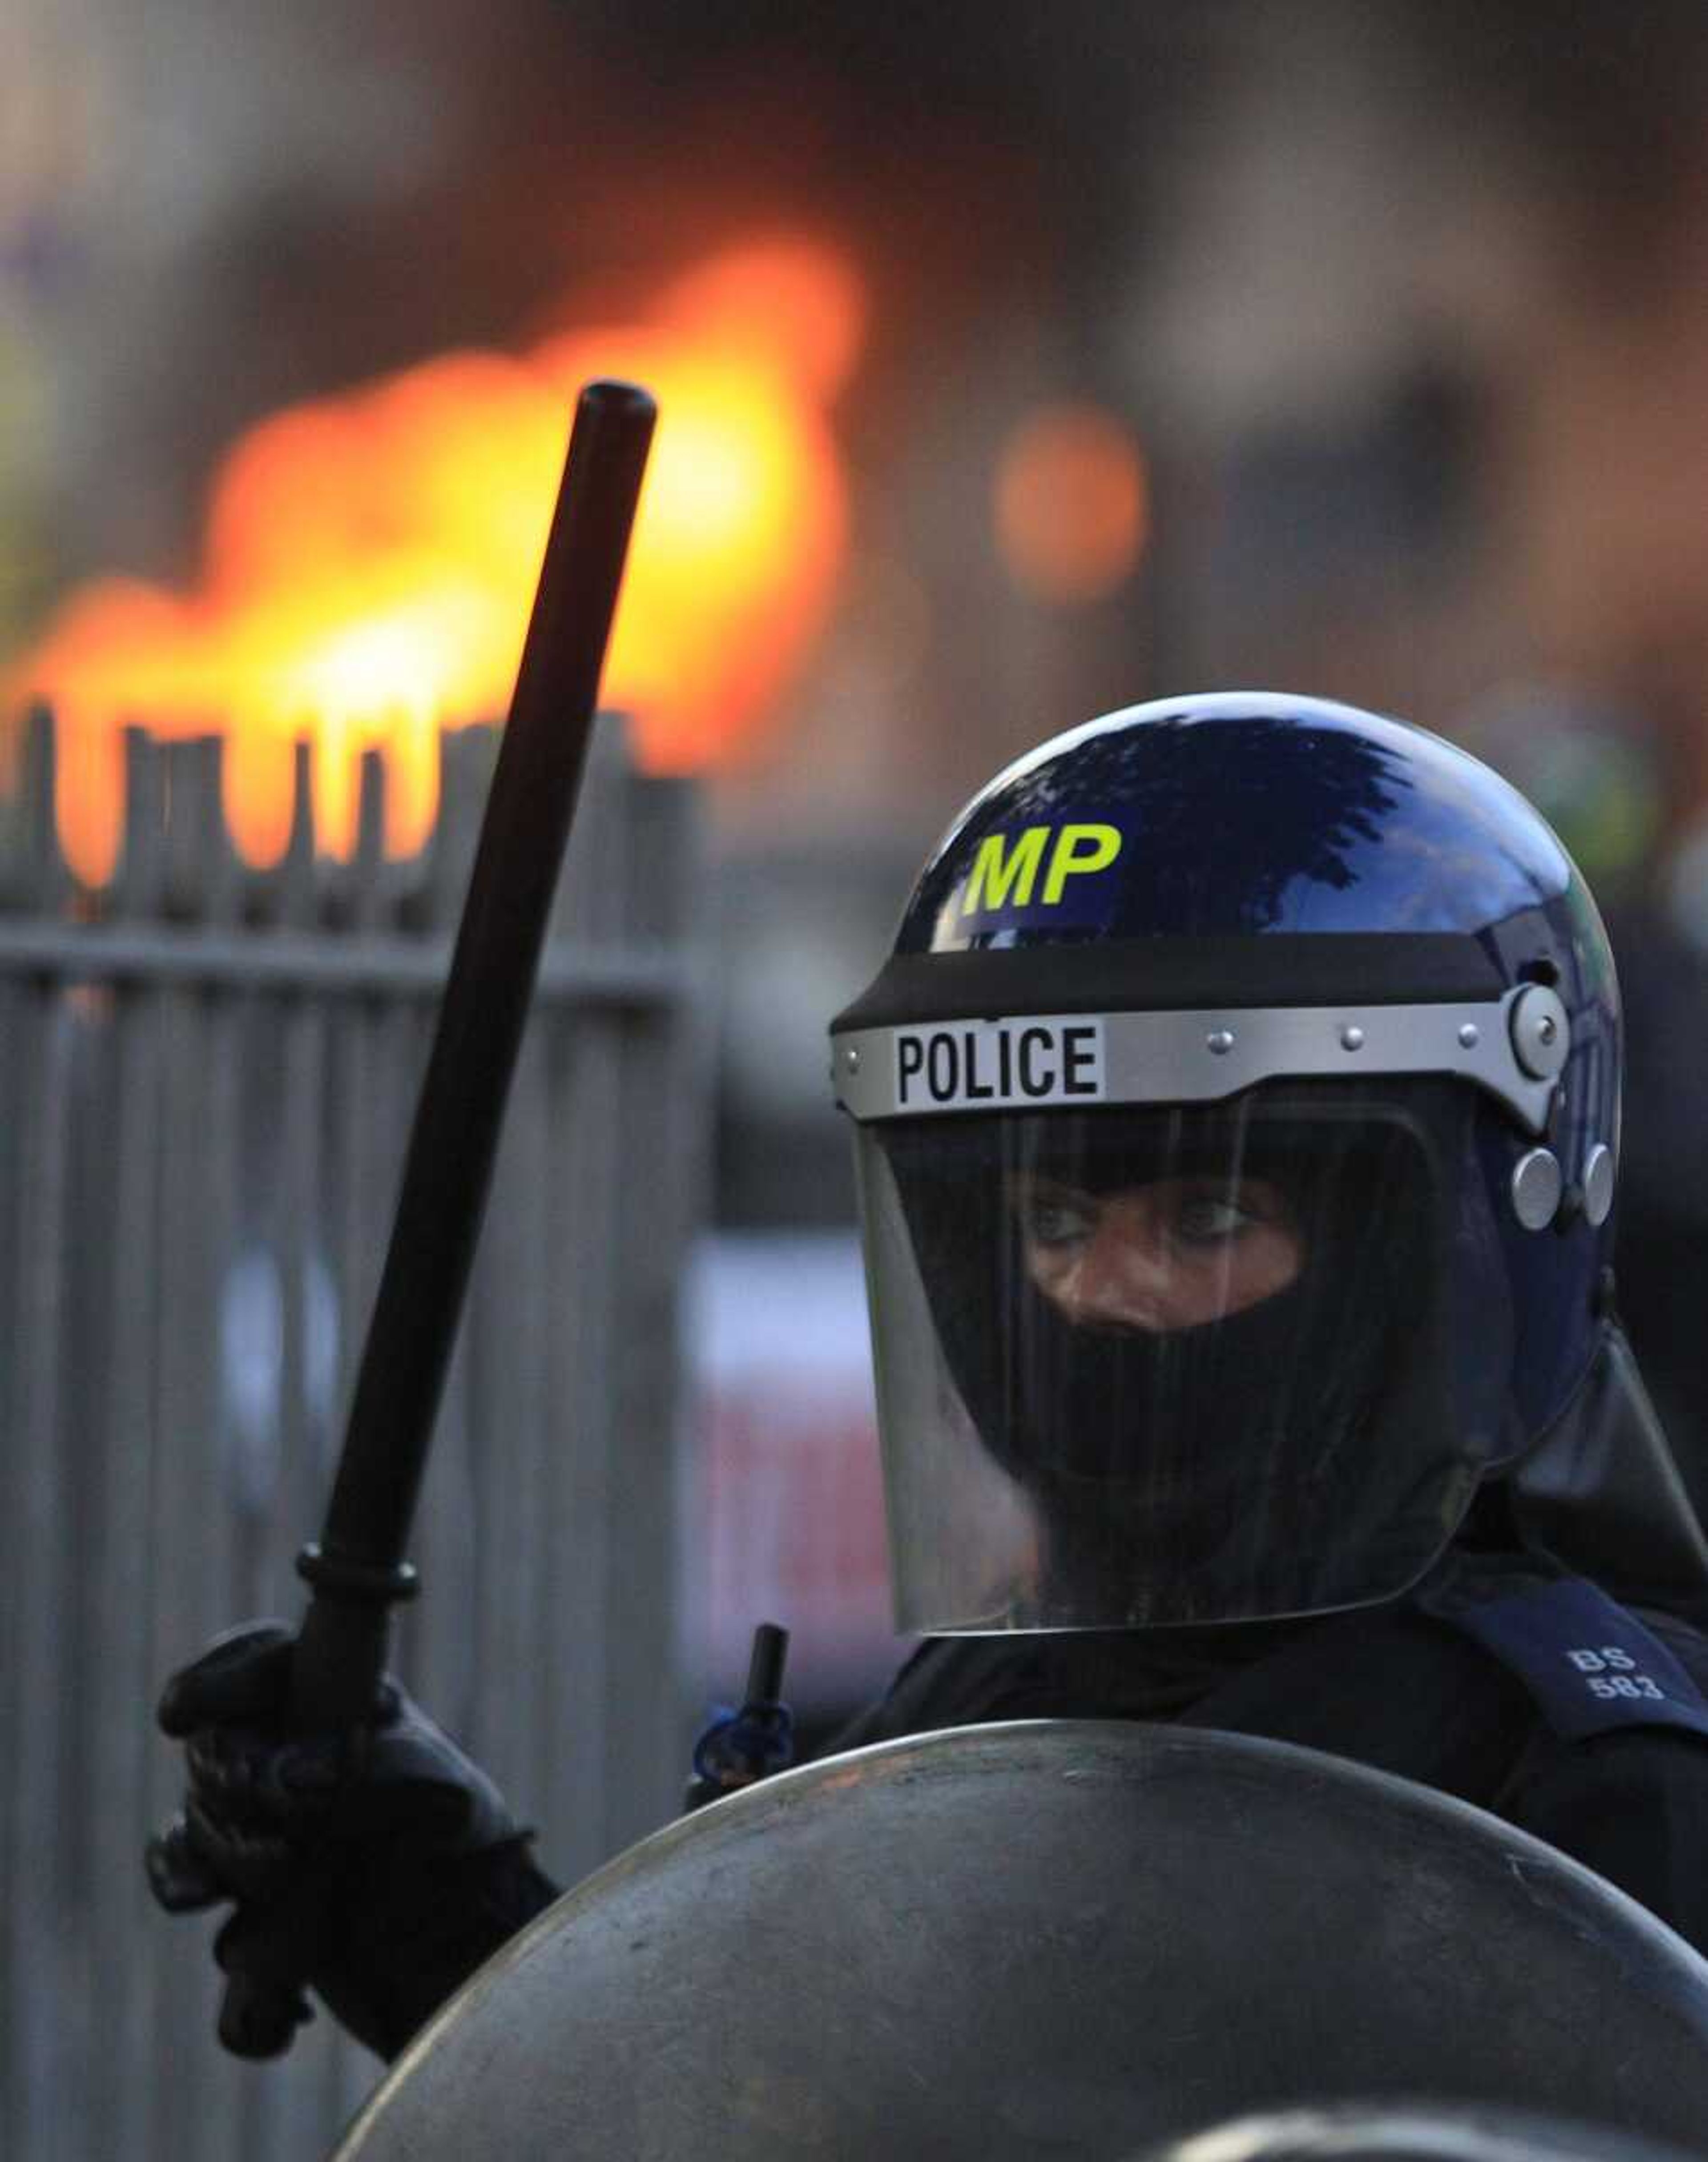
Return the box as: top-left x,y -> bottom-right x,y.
0,710 -> 705,2162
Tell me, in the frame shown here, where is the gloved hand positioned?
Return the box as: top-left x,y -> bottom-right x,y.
146,1622 -> 560,2061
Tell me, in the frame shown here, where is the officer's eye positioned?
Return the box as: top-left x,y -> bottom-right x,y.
1013,1185 -> 1097,1248
1172,1193 -> 1257,1245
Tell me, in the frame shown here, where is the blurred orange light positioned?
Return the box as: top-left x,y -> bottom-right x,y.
8,236 -> 862,884
994,403 -> 1148,606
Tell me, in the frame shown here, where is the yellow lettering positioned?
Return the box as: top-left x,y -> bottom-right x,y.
961,826 -> 1049,915
1043,823 -> 1122,903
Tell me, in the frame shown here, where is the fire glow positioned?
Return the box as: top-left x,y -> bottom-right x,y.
9,239 -> 864,883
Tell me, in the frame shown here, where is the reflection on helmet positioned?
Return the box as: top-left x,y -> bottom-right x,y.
833,694 -> 1631,1631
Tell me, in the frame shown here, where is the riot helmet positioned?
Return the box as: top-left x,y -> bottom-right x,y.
830,692 -> 1633,1631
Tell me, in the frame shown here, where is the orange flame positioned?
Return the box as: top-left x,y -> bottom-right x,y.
8,238 -> 864,882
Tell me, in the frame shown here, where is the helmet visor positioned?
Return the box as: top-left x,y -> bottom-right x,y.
854,1083 -> 1512,1631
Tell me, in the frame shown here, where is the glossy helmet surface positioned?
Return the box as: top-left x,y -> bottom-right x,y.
831,692 -> 1623,1631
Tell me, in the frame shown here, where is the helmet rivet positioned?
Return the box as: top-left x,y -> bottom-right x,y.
845,1047 -> 860,1073
1206,1030 -> 1235,1055
1510,983 -> 1571,1079
1511,1147 -> 1564,1231
1582,1142 -> 1615,1227
1458,1023 -> 1479,1049
1340,1025 -> 1365,1052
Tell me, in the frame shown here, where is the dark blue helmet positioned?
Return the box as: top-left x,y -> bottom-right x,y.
832,694 -> 1698,1631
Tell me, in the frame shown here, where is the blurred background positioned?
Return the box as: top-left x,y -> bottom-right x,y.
7,0 -> 1708,2134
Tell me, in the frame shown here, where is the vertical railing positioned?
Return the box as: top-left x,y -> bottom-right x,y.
0,709 -> 706,2161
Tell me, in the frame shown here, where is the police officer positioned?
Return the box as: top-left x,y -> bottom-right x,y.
149,692 -> 1708,2061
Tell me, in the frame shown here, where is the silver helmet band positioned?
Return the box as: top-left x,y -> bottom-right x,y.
831,982 -> 1568,1134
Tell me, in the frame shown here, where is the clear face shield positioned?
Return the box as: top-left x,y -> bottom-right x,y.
852,1082 -> 1516,1631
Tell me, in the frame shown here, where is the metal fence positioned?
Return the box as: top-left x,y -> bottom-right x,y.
0,709 -> 706,2161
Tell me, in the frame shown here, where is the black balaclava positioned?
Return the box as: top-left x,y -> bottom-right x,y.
881,1095 -> 1481,1623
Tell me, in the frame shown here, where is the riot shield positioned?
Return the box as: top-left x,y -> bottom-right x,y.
332,1722 -> 1708,2161
1143,2103 -> 1700,2162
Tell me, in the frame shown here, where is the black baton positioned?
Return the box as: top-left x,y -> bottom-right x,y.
220,378 -> 657,2056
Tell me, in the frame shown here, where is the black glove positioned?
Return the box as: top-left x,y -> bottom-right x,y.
146,1621 -> 561,2061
